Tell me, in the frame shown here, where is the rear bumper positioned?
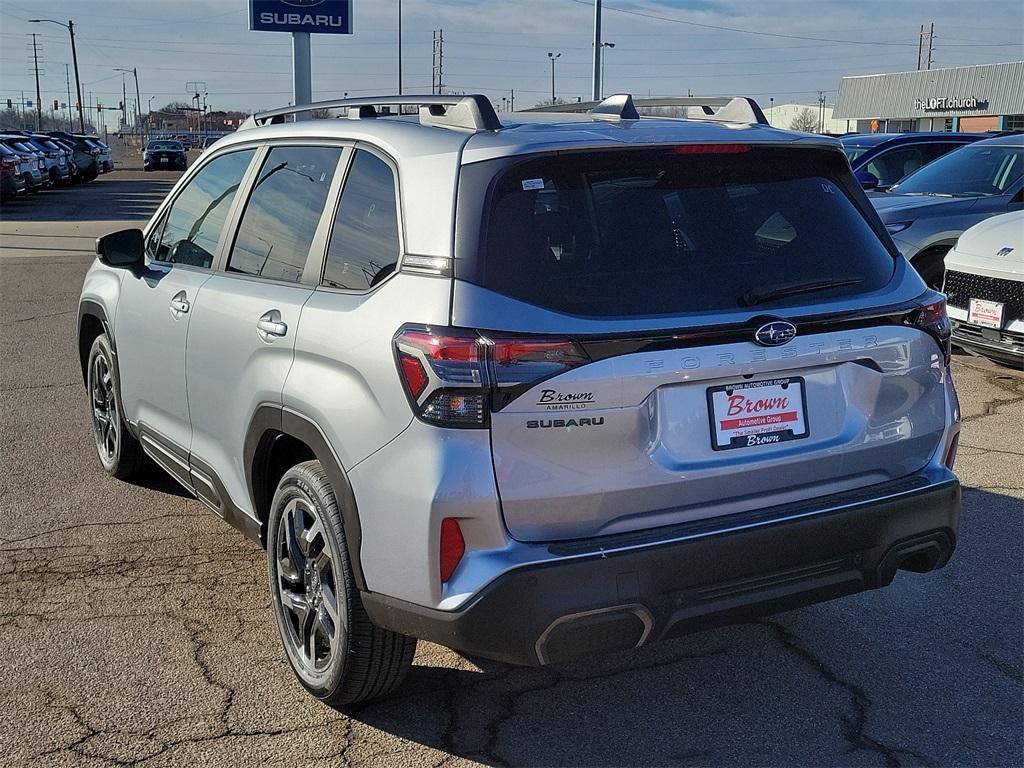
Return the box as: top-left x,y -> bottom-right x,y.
363,470 -> 960,666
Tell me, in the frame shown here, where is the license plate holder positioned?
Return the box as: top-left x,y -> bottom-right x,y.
707,377 -> 809,451
968,298 -> 1003,329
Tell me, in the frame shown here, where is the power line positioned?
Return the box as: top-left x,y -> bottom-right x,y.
565,0 -> 1022,48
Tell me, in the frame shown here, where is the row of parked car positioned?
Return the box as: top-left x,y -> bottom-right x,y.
841,131 -> 1023,367
0,132 -> 114,201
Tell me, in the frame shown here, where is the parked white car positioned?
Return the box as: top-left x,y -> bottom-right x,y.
943,211 -> 1024,367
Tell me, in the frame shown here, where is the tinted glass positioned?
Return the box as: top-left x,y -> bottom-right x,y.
865,146 -> 928,187
843,147 -> 869,163
458,146 -> 895,317
153,149 -> 255,268
228,146 -> 341,283
148,141 -> 183,151
892,143 -> 1023,195
322,150 -> 401,290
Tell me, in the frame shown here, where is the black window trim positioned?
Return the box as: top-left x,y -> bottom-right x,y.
311,140 -> 407,296
144,142 -> 263,273
213,139 -> 351,287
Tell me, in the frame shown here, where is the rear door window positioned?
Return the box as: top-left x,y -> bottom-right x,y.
227,145 -> 342,283
457,145 -> 895,317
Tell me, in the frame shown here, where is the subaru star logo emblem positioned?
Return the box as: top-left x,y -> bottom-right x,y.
754,320 -> 797,347
996,246 -> 1014,257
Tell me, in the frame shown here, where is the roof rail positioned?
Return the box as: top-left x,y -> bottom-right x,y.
526,94 -> 768,125
239,94 -> 501,132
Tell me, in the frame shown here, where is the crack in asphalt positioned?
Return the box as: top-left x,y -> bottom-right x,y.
759,619 -> 936,768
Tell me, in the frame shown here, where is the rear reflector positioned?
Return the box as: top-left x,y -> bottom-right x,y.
943,432 -> 959,470
673,143 -> 751,154
439,518 -> 465,583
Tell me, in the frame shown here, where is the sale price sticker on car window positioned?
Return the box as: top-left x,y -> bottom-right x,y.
968,298 -> 1004,329
707,378 -> 809,451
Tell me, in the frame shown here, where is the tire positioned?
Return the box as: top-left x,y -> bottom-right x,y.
87,334 -> 144,480
267,460 -> 416,706
912,247 -> 950,290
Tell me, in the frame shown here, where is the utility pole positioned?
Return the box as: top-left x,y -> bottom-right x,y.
30,33 -> 42,131
591,0 -> 602,101
510,89 -> 514,112
121,73 -> 128,132
28,18 -> 85,131
548,51 -> 562,103
397,0 -> 403,94
65,63 -> 73,129
918,23 -> 935,70
133,68 -> 141,131
432,29 -> 444,95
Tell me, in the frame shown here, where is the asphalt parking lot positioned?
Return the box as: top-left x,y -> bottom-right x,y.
0,174 -> 1021,768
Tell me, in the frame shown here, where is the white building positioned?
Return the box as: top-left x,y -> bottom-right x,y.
765,103 -> 850,134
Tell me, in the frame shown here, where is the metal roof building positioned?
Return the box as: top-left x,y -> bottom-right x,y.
834,61 -> 1024,134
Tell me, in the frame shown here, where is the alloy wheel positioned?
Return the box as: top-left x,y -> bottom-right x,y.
90,353 -> 118,463
275,497 -> 342,674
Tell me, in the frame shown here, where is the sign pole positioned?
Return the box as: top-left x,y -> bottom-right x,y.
293,31 -> 312,119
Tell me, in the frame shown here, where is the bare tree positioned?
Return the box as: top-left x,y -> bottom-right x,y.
789,108 -> 819,133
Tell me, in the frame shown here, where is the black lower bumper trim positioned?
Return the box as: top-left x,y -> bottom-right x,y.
362,473 -> 960,667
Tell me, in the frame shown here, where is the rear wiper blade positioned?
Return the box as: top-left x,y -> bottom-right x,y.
741,277 -> 863,307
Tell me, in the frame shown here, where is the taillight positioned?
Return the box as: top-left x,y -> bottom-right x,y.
394,325 -> 590,428
439,518 -> 465,583
910,293 -> 952,364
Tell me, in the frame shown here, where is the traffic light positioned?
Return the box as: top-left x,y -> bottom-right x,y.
53,100 -> 59,111
119,101 -> 124,111
97,103 -> 103,112
5,98 -> 11,109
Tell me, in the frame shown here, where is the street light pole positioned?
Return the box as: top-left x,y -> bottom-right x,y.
115,67 -> 143,132
600,42 -> 615,98
547,51 -> 561,103
29,18 -> 85,132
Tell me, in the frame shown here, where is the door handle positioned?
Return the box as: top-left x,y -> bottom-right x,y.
257,314 -> 288,338
169,291 -> 190,315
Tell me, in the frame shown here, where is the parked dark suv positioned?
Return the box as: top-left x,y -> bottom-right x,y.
143,140 -> 187,172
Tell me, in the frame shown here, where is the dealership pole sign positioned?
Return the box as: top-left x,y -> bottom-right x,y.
249,0 -> 352,119
249,0 -> 353,34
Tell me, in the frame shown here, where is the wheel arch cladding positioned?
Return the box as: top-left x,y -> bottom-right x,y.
245,405 -> 367,590
77,301 -> 110,387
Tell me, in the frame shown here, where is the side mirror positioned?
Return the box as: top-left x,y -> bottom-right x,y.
855,170 -> 879,190
96,228 -> 144,270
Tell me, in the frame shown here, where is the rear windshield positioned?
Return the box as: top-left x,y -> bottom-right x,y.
890,143 -> 1023,196
457,146 -> 896,317
148,141 -> 183,151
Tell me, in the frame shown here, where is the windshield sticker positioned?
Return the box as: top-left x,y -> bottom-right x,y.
521,178 -> 545,191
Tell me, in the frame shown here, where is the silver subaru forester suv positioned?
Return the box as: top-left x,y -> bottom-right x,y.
78,94 -> 961,706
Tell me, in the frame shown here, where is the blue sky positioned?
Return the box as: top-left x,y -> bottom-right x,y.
0,0 -> 1021,116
